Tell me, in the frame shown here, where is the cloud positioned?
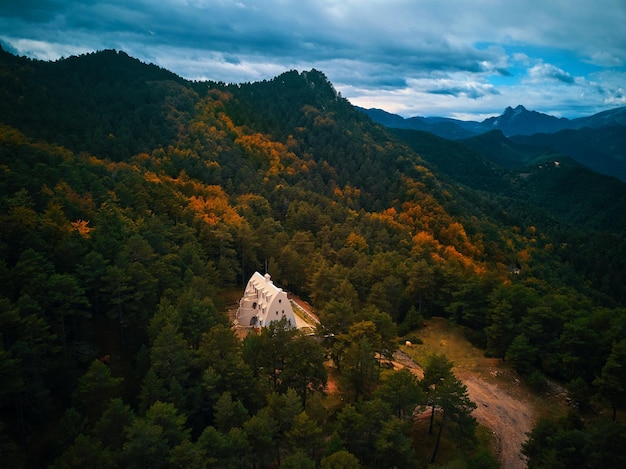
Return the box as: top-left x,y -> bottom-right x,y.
588,51 -> 624,67
513,53 -> 530,66
421,79 -> 501,99
588,71 -> 626,106
1,0 -> 625,119
527,63 -> 575,84
0,1 -> 511,77
0,38 -> 89,61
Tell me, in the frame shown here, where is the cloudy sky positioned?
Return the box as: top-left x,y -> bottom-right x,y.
1,0 -> 625,120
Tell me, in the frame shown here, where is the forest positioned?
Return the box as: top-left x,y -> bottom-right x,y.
1,47 -> 626,468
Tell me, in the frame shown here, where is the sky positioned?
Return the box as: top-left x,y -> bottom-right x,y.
1,0 -> 625,120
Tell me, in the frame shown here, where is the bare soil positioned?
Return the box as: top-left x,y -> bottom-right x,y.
397,318 -> 567,469
457,371 -> 533,469
383,347 -> 534,468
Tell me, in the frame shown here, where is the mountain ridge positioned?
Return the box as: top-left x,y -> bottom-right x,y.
358,103 -> 626,138
359,103 -> 626,181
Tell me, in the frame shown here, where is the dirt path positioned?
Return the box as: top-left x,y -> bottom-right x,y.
393,349 -> 535,469
457,372 -> 534,469
396,318 -> 548,468
325,316 -> 542,468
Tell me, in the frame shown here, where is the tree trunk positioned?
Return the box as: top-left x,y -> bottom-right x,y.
431,411 -> 445,464
428,403 -> 435,435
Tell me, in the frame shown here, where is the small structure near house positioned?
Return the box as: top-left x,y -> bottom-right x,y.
507,264 -> 521,275
235,272 -> 297,328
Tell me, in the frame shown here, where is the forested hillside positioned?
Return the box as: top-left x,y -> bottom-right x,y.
1,48 -> 625,468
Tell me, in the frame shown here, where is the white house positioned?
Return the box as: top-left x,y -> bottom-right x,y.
235,272 -> 297,328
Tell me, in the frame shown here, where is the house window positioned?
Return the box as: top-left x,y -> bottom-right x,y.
279,299 -> 282,303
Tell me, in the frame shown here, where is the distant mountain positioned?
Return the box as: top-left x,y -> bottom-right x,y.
358,104 -> 626,139
391,128 -> 626,233
460,130 -> 550,169
460,126 -> 626,183
356,106 -> 481,139
361,104 -> 626,181
355,107 -> 408,128
510,126 -> 626,182
481,105 -> 570,136
500,155 -> 626,234
570,106 -> 626,129
481,104 -> 626,136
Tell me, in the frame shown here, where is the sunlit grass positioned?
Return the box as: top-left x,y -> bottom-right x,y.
402,317 -> 568,420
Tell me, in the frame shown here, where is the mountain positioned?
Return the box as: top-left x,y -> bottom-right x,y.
391,128 -> 626,233
459,129 -> 549,169
481,104 -> 571,136
509,126 -> 626,182
354,107 -> 408,128
2,48 -> 626,468
456,125 -> 626,183
358,103 -> 626,138
359,103 -> 626,181
357,106 -> 482,139
0,47 -> 192,160
571,105 -> 626,129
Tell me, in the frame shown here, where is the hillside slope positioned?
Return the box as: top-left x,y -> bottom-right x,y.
1,49 -> 626,468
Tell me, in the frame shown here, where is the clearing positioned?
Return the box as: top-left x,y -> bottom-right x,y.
399,317 -> 567,469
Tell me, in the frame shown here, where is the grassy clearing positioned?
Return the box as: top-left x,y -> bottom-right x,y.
402,317 -> 488,373
401,317 -> 568,420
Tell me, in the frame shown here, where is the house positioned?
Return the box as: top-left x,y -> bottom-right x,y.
235,272 -> 297,328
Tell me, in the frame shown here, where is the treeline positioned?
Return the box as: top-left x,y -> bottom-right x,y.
1,49 -> 626,466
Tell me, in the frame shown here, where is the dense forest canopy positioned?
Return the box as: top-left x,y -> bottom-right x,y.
1,47 -> 626,467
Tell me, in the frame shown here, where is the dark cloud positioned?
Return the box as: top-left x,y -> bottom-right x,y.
0,0 -> 505,78
0,0 -> 66,22
427,84 -> 501,99
1,0 -> 625,118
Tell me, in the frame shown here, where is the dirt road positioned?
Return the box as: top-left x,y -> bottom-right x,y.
457,372 -> 534,469
393,351 -> 535,469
